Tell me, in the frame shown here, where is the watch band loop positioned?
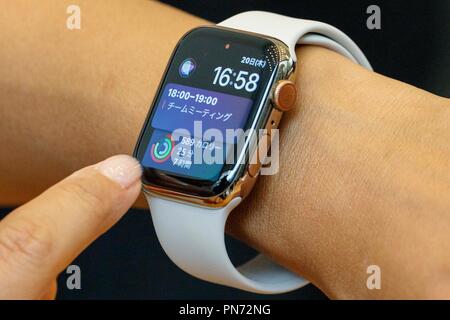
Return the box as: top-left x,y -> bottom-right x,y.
148,11 -> 372,294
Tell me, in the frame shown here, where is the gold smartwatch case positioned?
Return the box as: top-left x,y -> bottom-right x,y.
141,26 -> 297,208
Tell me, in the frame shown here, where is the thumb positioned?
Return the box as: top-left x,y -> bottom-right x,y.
0,155 -> 142,299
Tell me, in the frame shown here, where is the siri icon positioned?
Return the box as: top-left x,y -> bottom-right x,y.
179,58 -> 196,78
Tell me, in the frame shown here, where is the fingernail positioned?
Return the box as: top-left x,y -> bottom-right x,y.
95,155 -> 142,189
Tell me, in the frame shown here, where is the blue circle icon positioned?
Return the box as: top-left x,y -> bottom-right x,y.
179,58 -> 196,78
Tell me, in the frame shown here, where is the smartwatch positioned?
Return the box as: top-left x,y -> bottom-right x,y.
134,11 -> 372,294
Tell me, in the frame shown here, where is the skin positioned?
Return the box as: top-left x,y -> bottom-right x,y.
0,0 -> 449,299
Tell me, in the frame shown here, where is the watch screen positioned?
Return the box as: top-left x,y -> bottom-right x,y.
134,27 -> 280,197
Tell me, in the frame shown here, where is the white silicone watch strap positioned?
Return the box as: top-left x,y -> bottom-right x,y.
147,195 -> 309,294
218,11 -> 373,70
147,11 -> 372,294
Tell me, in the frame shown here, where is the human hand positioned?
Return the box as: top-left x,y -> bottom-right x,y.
0,155 -> 142,299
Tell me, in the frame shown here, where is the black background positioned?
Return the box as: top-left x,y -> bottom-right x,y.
0,0 -> 448,300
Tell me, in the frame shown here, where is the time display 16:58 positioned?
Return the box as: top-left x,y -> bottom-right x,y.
213,66 -> 260,92
167,88 -> 218,105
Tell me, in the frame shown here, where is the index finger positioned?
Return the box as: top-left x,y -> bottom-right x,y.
0,155 -> 142,299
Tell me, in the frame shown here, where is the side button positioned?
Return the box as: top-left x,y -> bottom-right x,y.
247,133 -> 271,178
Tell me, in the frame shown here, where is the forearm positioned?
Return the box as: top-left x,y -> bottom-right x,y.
0,0 -> 206,205
1,0 -> 449,299
229,47 -> 450,298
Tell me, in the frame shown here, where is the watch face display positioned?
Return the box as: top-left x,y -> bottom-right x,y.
134,27 -> 280,197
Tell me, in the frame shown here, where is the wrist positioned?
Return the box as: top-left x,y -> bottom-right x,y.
228,44 -> 378,294
228,45 -> 450,298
